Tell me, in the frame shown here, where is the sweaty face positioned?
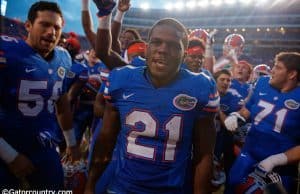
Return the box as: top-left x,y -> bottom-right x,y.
25,11 -> 63,58
185,54 -> 204,73
269,61 -> 289,90
146,25 -> 185,87
216,73 -> 231,95
232,63 -> 251,83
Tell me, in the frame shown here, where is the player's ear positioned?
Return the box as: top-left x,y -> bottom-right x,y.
24,20 -> 32,33
288,69 -> 298,81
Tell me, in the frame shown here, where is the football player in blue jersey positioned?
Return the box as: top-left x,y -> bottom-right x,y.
126,40 -> 146,66
182,37 -> 206,73
212,69 -> 244,189
228,60 -> 252,100
0,1 -> 80,189
84,1 -> 219,193
224,52 -> 300,193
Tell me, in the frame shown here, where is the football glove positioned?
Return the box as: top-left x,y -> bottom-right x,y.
224,112 -> 245,132
93,0 -> 116,17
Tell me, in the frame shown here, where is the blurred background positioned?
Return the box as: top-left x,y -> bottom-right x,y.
1,0 -> 300,66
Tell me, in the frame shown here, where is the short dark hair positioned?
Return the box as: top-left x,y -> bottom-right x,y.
123,29 -> 141,40
148,18 -> 188,50
27,1 -> 63,23
275,52 -> 300,81
213,69 -> 232,80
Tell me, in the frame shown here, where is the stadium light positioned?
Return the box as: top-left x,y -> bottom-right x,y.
186,1 -> 197,9
140,2 -> 150,10
239,0 -> 252,5
198,0 -> 209,8
211,0 -> 223,7
224,0 -> 237,5
175,1 -> 184,10
164,3 -> 173,10
255,0 -> 269,6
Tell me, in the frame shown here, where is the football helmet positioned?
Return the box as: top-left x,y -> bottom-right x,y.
189,29 -> 209,43
252,64 -> 271,82
223,33 -> 245,57
235,167 -> 282,194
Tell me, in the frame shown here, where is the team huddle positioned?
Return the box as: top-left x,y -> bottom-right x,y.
0,0 -> 299,194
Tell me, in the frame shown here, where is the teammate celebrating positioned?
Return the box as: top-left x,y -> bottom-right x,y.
224,52 -> 300,194
0,1 -> 79,188
85,1 -> 219,193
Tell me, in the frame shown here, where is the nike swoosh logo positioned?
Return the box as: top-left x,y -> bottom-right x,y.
259,92 -> 267,96
123,93 -> 134,100
106,189 -> 117,194
241,153 -> 246,157
25,68 -> 37,73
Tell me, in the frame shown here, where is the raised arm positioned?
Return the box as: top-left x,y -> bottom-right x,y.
81,0 -> 96,48
111,0 -> 131,54
93,0 -> 127,69
203,30 -> 217,74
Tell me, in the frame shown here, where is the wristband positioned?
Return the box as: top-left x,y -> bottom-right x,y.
63,128 -> 77,147
259,153 -> 288,172
0,138 -> 18,163
82,0 -> 89,11
114,9 -> 125,23
98,14 -> 111,29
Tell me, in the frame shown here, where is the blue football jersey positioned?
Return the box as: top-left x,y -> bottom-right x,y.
220,92 -> 244,116
0,35 -> 72,139
216,91 -> 244,133
181,63 -> 213,79
244,76 -> 300,160
64,59 -> 88,90
80,61 -> 103,100
97,63 -> 110,94
131,56 -> 146,67
102,66 -> 219,193
228,79 -> 250,99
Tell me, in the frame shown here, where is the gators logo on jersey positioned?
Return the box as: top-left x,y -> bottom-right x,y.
58,66 -> 66,79
284,99 -> 299,110
173,94 -> 197,111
